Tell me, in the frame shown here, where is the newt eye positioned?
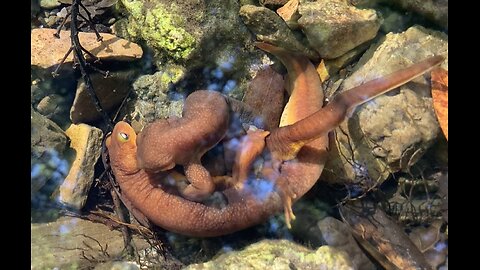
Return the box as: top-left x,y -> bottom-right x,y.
117,132 -> 129,142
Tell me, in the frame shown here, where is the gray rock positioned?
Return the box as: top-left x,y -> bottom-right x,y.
260,0 -> 288,7
298,0 -> 381,59
94,261 -> 140,270
70,69 -> 138,124
40,0 -> 61,9
31,106 -> 68,159
322,25 -> 448,185
58,124 -> 103,210
239,5 -> 319,60
184,239 -> 354,270
31,216 -> 150,269
289,201 -> 374,270
390,0 -> 448,29
318,217 -> 376,270
36,94 -> 71,127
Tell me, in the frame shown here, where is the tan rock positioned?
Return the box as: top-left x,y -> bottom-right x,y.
31,28 -> 143,69
59,124 -> 103,209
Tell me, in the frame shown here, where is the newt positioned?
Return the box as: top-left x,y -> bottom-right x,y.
106,43 -> 444,237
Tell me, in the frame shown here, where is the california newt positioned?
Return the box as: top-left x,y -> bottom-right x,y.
135,90 -> 229,201
106,43 -> 443,237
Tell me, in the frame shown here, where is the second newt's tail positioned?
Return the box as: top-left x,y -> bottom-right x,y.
267,54 -> 445,161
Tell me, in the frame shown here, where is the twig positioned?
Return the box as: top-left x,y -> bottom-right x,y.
70,0 -> 113,130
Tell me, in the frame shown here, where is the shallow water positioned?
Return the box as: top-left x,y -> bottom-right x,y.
31,0 -> 448,269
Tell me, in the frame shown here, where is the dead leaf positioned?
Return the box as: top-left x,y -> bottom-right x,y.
316,59 -> 329,82
431,67 -> 448,140
243,66 -> 285,131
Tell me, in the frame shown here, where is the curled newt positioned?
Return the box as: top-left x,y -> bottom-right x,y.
106,43 -> 444,237
135,90 -> 229,201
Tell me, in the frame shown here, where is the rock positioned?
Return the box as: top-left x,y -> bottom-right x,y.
40,0 -> 61,9
323,42 -> 370,77
184,239 -> 354,270
317,217 -> 376,270
239,5 -> 319,60
31,106 -> 70,199
31,216 -> 150,269
94,261 -> 140,270
260,0 -> 288,7
322,25 -> 448,185
120,67 -> 186,132
59,124 -> 103,209
288,201 -> 374,270
70,69 -> 138,124
31,107 -> 68,160
114,0 -> 256,74
31,28 -> 143,70
36,94 -> 71,127
298,0 -> 381,59
390,0 -> 448,29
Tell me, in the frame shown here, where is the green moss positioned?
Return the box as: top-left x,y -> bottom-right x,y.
120,0 -> 196,61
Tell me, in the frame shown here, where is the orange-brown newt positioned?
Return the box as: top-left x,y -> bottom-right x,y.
106,43 -> 443,237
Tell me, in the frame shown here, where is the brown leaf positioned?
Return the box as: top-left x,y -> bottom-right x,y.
243,66 -> 285,131
431,67 -> 448,140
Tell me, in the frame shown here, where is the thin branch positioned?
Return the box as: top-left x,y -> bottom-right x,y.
52,46 -> 74,77
70,0 -> 113,130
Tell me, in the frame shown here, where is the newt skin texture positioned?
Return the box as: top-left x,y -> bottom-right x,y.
136,90 -> 230,201
106,44 -> 444,237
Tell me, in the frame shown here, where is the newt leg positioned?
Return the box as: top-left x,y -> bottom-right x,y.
232,128 -> 270,190
182,159 -> 215,201
262,159 -> 297,229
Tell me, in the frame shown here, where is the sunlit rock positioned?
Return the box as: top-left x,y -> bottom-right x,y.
59,123 -> 103,210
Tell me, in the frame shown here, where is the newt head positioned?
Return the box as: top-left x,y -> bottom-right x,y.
106,121 -> 140,174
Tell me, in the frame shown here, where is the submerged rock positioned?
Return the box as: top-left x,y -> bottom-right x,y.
239,4 -> 319,60
59,124 -> 103,210
36,94 -> 71,127
298,0 -> 381,59
390,0 -> 448,29
70,69 -> 138,124
31,107 -> 68,159
39,0 -> 61,9
31,216 -> 149,269
184,239 -> 354,270
323,25 -> 448,185
120,66 -> 186,132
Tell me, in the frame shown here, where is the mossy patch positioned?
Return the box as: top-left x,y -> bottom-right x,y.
119,0 -> 196,61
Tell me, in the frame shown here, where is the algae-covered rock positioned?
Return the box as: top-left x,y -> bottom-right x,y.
120,65 -> 186,132
115,0 -> 256,73
322,25 -> 448,185
115,0 -> 196,61
184,239 -> 354,270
